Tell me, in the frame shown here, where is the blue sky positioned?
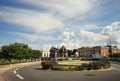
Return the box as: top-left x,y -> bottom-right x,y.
0,0 -> 120,50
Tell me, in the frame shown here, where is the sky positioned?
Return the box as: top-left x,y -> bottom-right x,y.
0,0 -> 120,50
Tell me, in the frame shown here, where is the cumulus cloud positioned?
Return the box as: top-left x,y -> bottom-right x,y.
101,22 -> 120,44
59,30 -> 74,42
57,21 -> 120,49
80,29 -> 107,41
58,30 -> 80,49
0,7 -> 63,32
101,26 -> 113,36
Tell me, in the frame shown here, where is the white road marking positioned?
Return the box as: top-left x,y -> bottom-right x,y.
15,68 -> 19,71
13,71 -> 16,74
112,68 -> 120,71
13,66 -> 25,80
20,66 -> 24,69
16,74 -> 24,80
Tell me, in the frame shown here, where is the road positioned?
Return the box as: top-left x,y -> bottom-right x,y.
4,63 -> 120,81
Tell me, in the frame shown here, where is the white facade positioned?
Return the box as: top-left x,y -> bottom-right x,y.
40,50 -> 50,57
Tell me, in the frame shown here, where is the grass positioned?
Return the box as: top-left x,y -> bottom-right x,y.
0,59 -> 35,65
57,60 -> 90,65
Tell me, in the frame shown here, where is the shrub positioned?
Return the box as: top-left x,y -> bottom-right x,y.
76,63 -> 90,70
41,59 -> 111,71
99,60 -> 110,69
53,65 -> 76,71
0,59 -> 10,65
41,61 -> 57,70
75,60 -> 110,71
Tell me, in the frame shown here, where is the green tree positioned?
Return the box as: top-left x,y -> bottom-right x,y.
67,50 -> 73,57
1,45 -> 12,63
1,43 -> 33,63
31,50 -> 41,61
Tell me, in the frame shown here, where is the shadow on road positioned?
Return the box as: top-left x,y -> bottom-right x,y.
35,68 -> 43,70
85,74 -> 96,76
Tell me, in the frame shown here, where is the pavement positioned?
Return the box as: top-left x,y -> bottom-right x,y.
4,63 -> 120,81
0,61 -> 40,81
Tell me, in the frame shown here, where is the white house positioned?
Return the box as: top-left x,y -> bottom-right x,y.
40,49 -> 50,58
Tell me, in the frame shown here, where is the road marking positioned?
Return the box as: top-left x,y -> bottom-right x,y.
13,71 -> 16,74
16,74 -> 24,80
14,66 -> 25,80
20,66 -> 24,69
15,68 -> 19,71
113,68 -> 120,71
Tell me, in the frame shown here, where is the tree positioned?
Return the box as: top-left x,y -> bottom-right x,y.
31,50 -> 41,61
1,45 -> 12,63
1,43 -> 33,63
67,50 -> 73,57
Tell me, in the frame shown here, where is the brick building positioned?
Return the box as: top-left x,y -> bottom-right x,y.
78,45 -> 120,58
78,46 -> 93,57
92,46 -> 109,57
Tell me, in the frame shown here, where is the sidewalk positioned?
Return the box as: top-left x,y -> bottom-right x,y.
0,61 -> 40,81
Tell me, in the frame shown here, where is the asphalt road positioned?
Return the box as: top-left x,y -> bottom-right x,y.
4,63 -> 120,81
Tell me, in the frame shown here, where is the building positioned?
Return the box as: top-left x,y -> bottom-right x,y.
93,46 -> 109,57
107,45 -> 120,54
40,49 -> 50,58
78,46 -> 93,58
78,45 -> 120,58
50,46 -> 68,58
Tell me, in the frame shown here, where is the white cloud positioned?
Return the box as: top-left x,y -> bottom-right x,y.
0,7 -> 63,32
15,0 -> 100,19
101,26 -> 113,36
101,21 -> 120,44
58,30 -> 75,42
80,29 -> 107,41
58,30 -> 80,49
0,0 -> 103,33
11,32 -> 41,42
41,44 -> 52,50
111,22 -> 120,30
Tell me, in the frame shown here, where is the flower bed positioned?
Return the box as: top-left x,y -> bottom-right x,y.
41,59 -> 111,71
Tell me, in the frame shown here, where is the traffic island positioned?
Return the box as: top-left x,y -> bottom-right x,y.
41,60 -> 111,71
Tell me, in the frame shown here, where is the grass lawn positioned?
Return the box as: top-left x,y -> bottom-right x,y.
57,60 -> 90,65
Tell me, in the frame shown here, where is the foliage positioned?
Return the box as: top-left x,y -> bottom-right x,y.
53,66 -> 75,71
41,59 -> 110,71
108,53 -> 120,61
32,50 -> 41,59
0,42 -> 41,64
109,53 -> 120,58
67,50 -> 73,57
76,59 -> 110,70
41,61 -> 57,69
0,59 -> 10,65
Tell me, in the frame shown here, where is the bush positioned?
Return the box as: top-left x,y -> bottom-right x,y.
75,60 -> 110,71
41,61 -> 57,70
0,59 -> 10,65
76,63 -> 90,70
53,65 -> 76,71
41,59 -> 111,71
99,60 -> 110,69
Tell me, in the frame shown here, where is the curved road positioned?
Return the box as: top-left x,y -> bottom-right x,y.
4,63 -> 120,81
